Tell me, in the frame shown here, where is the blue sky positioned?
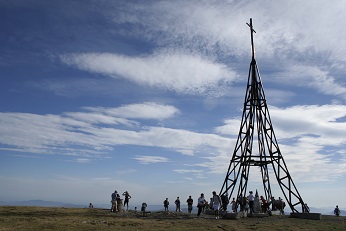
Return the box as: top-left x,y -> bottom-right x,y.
1,0 -> 346,210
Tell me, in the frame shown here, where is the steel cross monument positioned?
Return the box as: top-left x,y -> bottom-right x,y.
219,18 -> 309,213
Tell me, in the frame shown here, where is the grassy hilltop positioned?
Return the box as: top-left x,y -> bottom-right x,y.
0,206 -> 345,231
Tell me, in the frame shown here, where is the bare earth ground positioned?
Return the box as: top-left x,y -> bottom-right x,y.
0,206 -> 345,231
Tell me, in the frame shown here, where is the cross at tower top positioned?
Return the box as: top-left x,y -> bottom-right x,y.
246,18 -> 256,60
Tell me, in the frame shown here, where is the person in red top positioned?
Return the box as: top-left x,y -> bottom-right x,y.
260,196 -> 268,213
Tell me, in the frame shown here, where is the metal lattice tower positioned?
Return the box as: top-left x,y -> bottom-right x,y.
219,18 -> 309,213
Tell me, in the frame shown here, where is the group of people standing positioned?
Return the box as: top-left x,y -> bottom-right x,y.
111,190 -> 132,212
163,196 -> 195,214
162,190 -> 289,219
196,191 -> 223,219
228,191 -> 287,215
163,196 -> 194,213
162,191 -> 223,219
110,189 -> 342,218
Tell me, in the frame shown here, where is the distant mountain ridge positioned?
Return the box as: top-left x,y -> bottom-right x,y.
0,200 -> 344,216
0,200 -> 191,212
0,200 -> 85,208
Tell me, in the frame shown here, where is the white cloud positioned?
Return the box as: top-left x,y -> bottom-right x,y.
105,0 -> 346,101
133,155 -> 170,164
173,169 -> 203,174
270,105 -> 346,145
70,158 -> 92,164
60,51 -> 237,95
110,0 -> 248,56
116,169 -> 136,175
82,102 -> 180,120
63,111 -> 140,127
111,0 -> 346,59
269,64 -> 346,100
214,117 -> 241,136
216,104 -> 346,145
2,101 -> 346,183
61,102 -> 180,128
0,102 -> 232,158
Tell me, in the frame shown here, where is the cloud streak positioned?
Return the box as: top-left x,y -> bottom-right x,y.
133,155 -> 170,164
1,102 -> 345,183
0,102 -> 231,159
60,51 -> 237,95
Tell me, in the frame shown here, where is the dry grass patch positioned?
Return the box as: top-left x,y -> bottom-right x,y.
0,206 -> 345,231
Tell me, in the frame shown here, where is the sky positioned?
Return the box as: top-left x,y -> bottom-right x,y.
1,0 -> 346,210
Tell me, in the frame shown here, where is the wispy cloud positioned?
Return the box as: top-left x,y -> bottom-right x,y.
110,1 -> 346,60
68,158 -> 92,164
82,102 -> 180,120
215,104 -> 346,143
116,168 -> 136,175
0,102 -> 231,158
173,169 -> 203,174
1,102 -> 346,182
268,64 -> 346,100
133,155 -> 170,164
102,0 -> 346,101
60,51 -> 237,95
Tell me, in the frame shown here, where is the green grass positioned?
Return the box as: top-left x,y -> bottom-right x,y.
0,206 -> 345,231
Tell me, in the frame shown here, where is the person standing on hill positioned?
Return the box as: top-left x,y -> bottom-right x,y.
122,191 -> 132,210
334,205 -> 341,216
186,196 -> 194,214
111,190 -> 119,212
221,193 -> 229,212
175,197 -> 181,212
141,202 -> 147,216
231,197 -> 237,212
197,193 -> 206,217
247,191 -> 255,214
260,196 -> 268,213
163,198 -> 169,212
212,191 -> 221,219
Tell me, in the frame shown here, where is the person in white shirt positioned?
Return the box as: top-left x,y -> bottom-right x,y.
212,191 -> 221,219
247,191 -> 255,214
197,193 -> 206,217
